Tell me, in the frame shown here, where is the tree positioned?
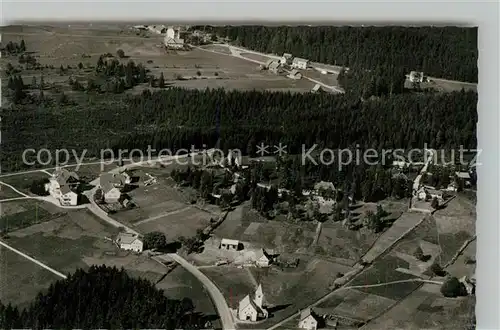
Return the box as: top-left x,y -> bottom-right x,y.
19,39 -> 26,52
196,70 -> 202,77
31,76 -> 37,88
94,188 -> 104,204
413,246 -> 425,261
30,178 -> 50,196
440,277 -> 467,297
116,49 -> 126,58
431,196 -> 440,209
159,73 -> 165,88
78,62 -> 84,70
430,262 -> 447,277
143,231 -> 167,250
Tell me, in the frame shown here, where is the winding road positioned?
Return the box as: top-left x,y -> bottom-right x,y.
159,254 -> 235,330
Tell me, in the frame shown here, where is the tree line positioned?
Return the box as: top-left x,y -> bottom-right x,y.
1,87 -> 477,173
201,25 -> 478,82
0,266 -> 209,329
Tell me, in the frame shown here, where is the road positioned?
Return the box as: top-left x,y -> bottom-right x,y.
0,239 -> 67,279
196,44 -> 344,94
412,148 -> 435,193
159,254 -> 235,330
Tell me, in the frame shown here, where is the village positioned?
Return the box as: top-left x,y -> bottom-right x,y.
0,22 -> 478,330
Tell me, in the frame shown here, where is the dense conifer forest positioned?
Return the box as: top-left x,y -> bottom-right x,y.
1,87 -> 477,172
200,25 -> 478,83
0,266 -> 206,329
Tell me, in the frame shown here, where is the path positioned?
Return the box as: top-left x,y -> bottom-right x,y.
160,253 -> 235,330
134,206 -> 192,226
0,239 -> 67,279
0,181 -> 29,197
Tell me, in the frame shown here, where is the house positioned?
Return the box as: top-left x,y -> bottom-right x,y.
268,61 -> 282,74
298,308 -> 322,330
255,249 -> 272,267
220,238 -> 239,250
237,284 -> 268,322
287,69 -> 302,80
417,187 -> 443,201
311,84 -> 323,93
164,27 -> 184,49
264,59 -> 274,69
459,276 -> 475,295
102,182 -> 121,203
280,53 -> 293,65
292,57 -> 309,70
314,181 -> 336,193
116,232 -> 143,252
59,185 -> 78,206
47,169 -> 80,206
455,171 -> 472,186
409,71 -> 424,83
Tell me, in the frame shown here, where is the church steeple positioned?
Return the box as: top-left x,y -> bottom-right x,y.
254,283 -> 263,308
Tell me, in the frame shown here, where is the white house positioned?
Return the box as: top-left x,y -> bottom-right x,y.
116,232 -> 143,252
164,27 -> 184,49
409,71 -> 424,83
102,183 -> 121,203
287,69 -> 302,80
237,284 -> 268,322
220,238 -> 239,250
298,308 -> 322,330
59,185 -> 78,206
459,276 -> 475,295
280,53 -> 293,65
292,57 -> 309,70
268,61 -> 282,74
255,249 -> 271,267
46,168 -> 80,206
417,187 -> 443,202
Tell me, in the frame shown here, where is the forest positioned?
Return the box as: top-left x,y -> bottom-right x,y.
1,87 -> 477,173
0,266 -> 208,329
197,25 -> 478,82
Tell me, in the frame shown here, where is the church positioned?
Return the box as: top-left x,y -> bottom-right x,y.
237,284 -> 269,322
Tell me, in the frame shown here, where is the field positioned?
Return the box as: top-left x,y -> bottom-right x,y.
0,247 -> 61,308
1,26 -> 320,94
0,199 -> 65,232
0,185 -> 22,199
0,171 -> 51,194
2,204 -> 217,317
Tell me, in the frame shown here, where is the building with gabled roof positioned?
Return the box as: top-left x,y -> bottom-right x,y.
237,284 -> 268,322
292,57 -> 309,70
255,249 -> 272,267
116,232 -> 143,252
299,308 -> 322,330
268,61 -> 282,74
46,168 -> 80,206
280,53 -> 293,65
287,69 -> 302,80
220,238 -> 240,250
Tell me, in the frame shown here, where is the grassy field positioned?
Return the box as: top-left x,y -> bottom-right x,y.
0,247 -> 61,308
0,185 -> 23,199
1,26 -> 317,94
0,171 -> 51,194
0,199 -> 65,233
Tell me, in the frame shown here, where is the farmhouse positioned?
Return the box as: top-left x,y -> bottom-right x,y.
116,232 -> 143,252
255,249 -> 272,267
298,308 -> 322,330
59,185 -> 78,206
417,187 -> 443,201
280,53 -> 293,65
102,182 -> 121,203
292,57 -> 309,70
287,69 -> 302,80
311,84 -> 324,93
237,284 -> 268,322
409,71 -> 424,83
164,27 -> 185,49
268,61 -> 282,74
46,168 -> 80,206
459,276 -> 475,295
220,238 -> 239,250
455,171 -> 472,186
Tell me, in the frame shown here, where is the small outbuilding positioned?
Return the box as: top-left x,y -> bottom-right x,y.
220,238 -> 240,250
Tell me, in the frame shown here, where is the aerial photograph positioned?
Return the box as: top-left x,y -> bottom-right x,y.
0,22 -> 477,330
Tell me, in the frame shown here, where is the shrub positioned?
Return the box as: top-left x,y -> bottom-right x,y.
430,262 -> 447,276
30,178 -> 50,196
440,277 -> 467,297
413,246 -> 425,261
116,49 -> 125,58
